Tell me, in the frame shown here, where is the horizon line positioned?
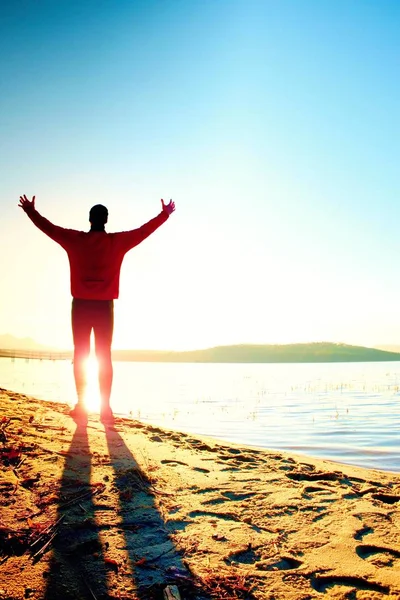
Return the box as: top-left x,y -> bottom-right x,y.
2,340 -> 400,354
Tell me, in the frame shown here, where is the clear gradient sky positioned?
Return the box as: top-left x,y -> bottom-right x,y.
1,0 -> 399,350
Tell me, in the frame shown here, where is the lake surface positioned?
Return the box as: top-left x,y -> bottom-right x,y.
1,357 -> 399,473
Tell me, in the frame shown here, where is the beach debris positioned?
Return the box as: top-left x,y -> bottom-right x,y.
0,444 -> 23,465
82,578 -> 99,600
162,570 -> 258,600
116,465 -> 152,492
0,416 -> 13,444
0,525 -> 29,556
24,586 -> 34,597
31,423 -> 66,432
30,515 -> 66,561
72,561 -> 100,600
166,566 -> 191,579
152,486 -> 175,496
163,584 -> 182,600
59,482 -> 106,509
0,414 -> 39,472
104,557 -> 119,571
194,573 -> 258,599
0,515 -> 65,561
212,533 -> 228,542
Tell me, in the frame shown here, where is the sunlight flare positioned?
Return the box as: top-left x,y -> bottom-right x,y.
83,355 -> 100,412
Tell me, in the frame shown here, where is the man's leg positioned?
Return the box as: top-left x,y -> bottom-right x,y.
71,299 -> 92,410
93,301 -> 114,420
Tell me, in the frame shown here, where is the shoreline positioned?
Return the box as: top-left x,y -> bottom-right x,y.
1,387 -> 400,599
2,360 -> 399,475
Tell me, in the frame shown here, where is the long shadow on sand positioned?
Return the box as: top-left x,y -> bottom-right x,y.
43,421 -> 210,599
43,423 -> 108,599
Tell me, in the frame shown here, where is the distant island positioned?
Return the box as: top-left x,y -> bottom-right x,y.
111,343 -> 400,363
2,341 -> 400,363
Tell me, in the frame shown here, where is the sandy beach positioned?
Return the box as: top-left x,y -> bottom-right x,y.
1,388 -> 400,600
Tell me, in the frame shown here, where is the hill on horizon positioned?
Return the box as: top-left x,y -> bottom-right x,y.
0,334 -> 57,351
111,342 -> 400,363
2,336 -> 400,363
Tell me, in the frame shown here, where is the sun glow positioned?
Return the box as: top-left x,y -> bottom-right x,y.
84,355 -> 101,412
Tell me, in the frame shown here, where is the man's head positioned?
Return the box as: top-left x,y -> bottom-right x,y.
89,204 -> 108,229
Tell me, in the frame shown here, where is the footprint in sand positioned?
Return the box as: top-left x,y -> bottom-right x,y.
217,453 -> 256,463
203,497 -> 226,506
193,487 -> 220,495
354,525 -> 374,540
189,510 -> 241,523
300,485 -> 337,515
161,459 -> 188,467
169,433 -> 186,442
165,518 -> 190,533
161,460 -> 211,474
356,544 -> 400,568
188,510 -> 270,534
302,484 -> 336,496
225,548 -> 302,571
185,439 -> 216,452
286,470 -> 341,482
372,493 -> 400,505
222,491 -> 256,501
257,556 -> 303,571
311,575 -> 389,595
224,547 -> 259,565
353,511 -> 392,524
277,458 -> 300,471
217,454 -> 259,473
203,491 -> 256,506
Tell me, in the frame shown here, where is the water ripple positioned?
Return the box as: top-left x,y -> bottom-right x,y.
1,358 -> 399,472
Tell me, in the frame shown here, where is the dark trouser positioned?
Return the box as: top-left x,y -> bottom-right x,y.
71,298 -> 114,408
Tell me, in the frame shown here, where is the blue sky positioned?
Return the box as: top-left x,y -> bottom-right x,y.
1,0 -> 399,350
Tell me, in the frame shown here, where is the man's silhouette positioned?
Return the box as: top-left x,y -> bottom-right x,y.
19,194 -> 175,422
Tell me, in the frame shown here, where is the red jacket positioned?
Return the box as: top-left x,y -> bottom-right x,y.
27,209 -> 169,300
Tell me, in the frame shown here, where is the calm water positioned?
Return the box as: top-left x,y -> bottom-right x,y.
1,357 -> 400,473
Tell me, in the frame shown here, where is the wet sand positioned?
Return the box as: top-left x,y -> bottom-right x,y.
1,388 -> 400,599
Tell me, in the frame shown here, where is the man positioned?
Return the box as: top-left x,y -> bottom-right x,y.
19,194 -> 175,423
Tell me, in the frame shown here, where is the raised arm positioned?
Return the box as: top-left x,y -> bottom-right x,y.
161,199 -> 175,216
117,199 -> 176,253
18,194 -> 73,247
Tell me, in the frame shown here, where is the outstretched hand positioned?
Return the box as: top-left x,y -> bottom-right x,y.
161,199 -> 175,216
18,194 -> 36,213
